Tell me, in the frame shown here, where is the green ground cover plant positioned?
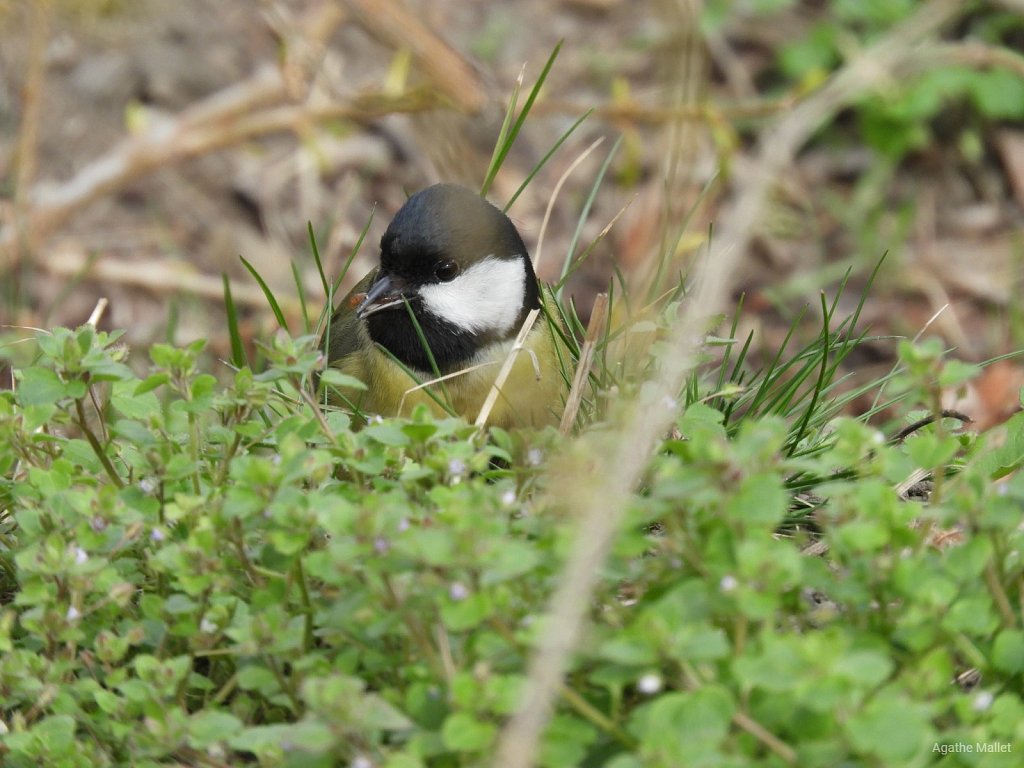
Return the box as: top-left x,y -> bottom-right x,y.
1,292 -> 1023,766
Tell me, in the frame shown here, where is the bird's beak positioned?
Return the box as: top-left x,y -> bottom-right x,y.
355,273 -> 410,320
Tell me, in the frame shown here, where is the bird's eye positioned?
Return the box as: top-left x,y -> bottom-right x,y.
435,260 -> 459,282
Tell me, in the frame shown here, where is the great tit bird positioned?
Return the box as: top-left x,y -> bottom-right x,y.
320,184 -> 564,428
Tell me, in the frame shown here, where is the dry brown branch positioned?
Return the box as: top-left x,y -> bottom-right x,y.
918,40 -> 1024,78
0,3 -> 354,275
491,1 -> 968,766
342,0 -> 487,113
44,244 -> 302,315
0,80 -> 442,275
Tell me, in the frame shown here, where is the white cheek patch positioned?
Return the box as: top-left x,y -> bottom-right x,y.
418,256 -> 526,336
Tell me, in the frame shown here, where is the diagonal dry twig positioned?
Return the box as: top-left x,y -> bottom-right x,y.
342,0 -> 487,113
492,1 -> 969,766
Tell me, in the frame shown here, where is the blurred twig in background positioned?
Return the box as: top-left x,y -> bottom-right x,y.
342,0 -> 487,113
0,0 -> 493,277
10,0 -> 52,274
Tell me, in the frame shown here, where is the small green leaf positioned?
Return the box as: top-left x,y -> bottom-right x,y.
992,630 -> 1024,674
726,472 -> 787,528
319,369 -> 368,391
18,367 -> 84,405
845,690 -> 933,762
229,720 -> 335,754
833,650 -> 893,688
402,422 -> 438,442
358,693 -> 415,731
442,592 -> 493,632
188,710 -> 244,747
539,715 -> 597,768
629,687 -> 734,761
135,373 -> 170,395
441,712 -> 497,752
363,422 -> 410,447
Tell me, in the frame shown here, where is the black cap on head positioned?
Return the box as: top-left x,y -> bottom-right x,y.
362,184 -> 541,373
380,184 -> 530,280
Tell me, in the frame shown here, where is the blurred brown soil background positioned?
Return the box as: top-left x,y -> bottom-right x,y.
2,0 -> 1023,428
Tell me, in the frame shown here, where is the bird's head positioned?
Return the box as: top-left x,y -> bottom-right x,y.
356,184 -> 540,373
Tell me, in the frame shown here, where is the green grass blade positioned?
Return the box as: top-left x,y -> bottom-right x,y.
646,174 -> 720,304
222,273 -> 247,369
315,206 -> 376,335
291,260 -> 310,335
482,75 -> 522,199
402,299 -> 454,413
240,255 -> 288,332
786,292 -> 832,456
165,299 -> 179,345
504,109 -> 592,212
319,282 -> 335,408
335,206 -> 375,295
308,221 -> 329,301
376,340 -> 456,417
716,292 -> 745,400
482,41 -> 563,197
741,305 -> 807,417
556,135 -> 622,299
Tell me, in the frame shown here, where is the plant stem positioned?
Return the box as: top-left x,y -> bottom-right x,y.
74,398 -> 124,487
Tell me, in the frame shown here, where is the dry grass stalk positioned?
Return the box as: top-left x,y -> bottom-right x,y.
85,297 -> 108,328
492,1 -> 969,766
397,359 -> 498,417
532,137 -> 605,275
474,308 -> 540,430
559,292 -> 608,434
